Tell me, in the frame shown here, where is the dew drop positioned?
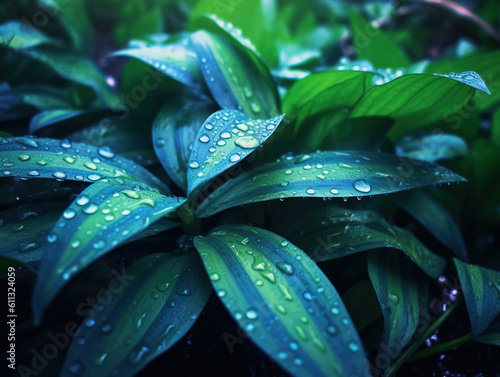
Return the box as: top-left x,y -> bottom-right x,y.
230,154 -> 241,162
83,203 -> 99,214
76,195 -> 90,206
306,188 -> 316,195
199,135 -> 210,143
348,342 -> 359,352
63,209 -> 76,219
276,262 -> 294,275
63,156 -> 76,164
27,170 -> 40,176
98,147 -> 115,159
353,179 -> 371,193
330,188 -> 339,195
246,309 -> 258,319
122,190 -> 141,199
19,241 -> 40,253
52,171 -> 67,179
235,136 -> 259,149
250,103 -> 261,113
60,139 -> 72,148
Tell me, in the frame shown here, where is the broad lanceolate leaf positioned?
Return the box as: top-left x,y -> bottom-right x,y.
111,39 -> 206,93
277,206 -> 446,278
0,21 -> 57,49
0,136 -> 168,193
395,133 -> 469,163
425,50 -> 500,110
283,71 -> 375,134
453,259 -> 500,338
350,73 -> 490,141
368,251 -> 420,363
20,46 -> 120,107
32,178 -> 186,323
152,97 -> 216,191
394,190 -> 468,260
187,109 -> 284,196
194,225 -> 369,377
348,10 -> 411,69
191,30 -> 280,119
0,201 -> 66,267
474,315 -> 500,346
61,253 -> 211,377
38,0 -> 92,52
195,150 -> 466,217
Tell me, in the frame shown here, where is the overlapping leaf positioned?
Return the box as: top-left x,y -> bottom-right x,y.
111,38 -> 206,93
368,251 -> 420,363
61,253 -> 211,377
276,206 -> 446,278
350,72 -> 490,140
32,178 -> 186,323
195,150 -> 466,217
194,225 -> 369,377
453,259 -> 500,338
152,97 -> 216,191
0,136 -> 168,192
0,21 -> 58,49
394,190 -> 468,260
283,71 -> 375,134
187,109 -> 284,196
191,30 -> 280,119
395,133 -> 469,162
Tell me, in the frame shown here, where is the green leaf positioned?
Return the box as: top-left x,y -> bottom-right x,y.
61,253 -> 211,377
474,315 -> 500,346
152,97 -> 216,191
395,133 -> 469,163
194,225 -> 370,377
348,10 -> 410,69
32,178 -> 186,323
394,189 -> 468,260
20,46 -> 120,107
0,201 -> 66,267
39,0 -> 92,52
453,259 -> 500,338
283,71 -> 375,134
368,251 -> 420,362
0,136 -> 168,193
195,150 -> 466,217
29,108 -> 112,135
111,39 -> 207,93
15,84 -> 70,110
492,107 -> 500,148
341,280 -> 382,332
424,50 -> 500,110
189,0 -> 281,67
350,73 -> 489,141
278,206 -> 446,278
190,30 -> 280,119
187,109 -> 284,196
0,21 -> 57,49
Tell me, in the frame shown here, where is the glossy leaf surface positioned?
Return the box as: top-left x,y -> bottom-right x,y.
194,225 -> 369,377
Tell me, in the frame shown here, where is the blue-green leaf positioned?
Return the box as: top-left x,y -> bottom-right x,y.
190,30 -> 280,119
368,251 -> 420,363
32,178 -> 186,323
453,259 -> 500,338
29,108 -> 112,135
187,109 -> 284,196
152,97 -> 216,191
61,253 -> 211,377
0,201 -> 66,267
195,150 -> 466,217
0,136 -> 168,193
20,46 -> 120,107
474,315 -> 500,346
111,39 -> 206,93
394,189 -> 468,260
194,225 -> 369,377
0,21 -> 58,49
38,0 -> 92,52
276,206 -> 446,278
395,133 -> 469,163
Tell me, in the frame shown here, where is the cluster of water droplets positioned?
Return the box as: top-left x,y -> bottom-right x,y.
434,71 -> 491,94
209,15 -> 258,55
202,232 -> 362,370
188,110 -> 283,177
335,57 -> 405,85
0,137 -> 139,183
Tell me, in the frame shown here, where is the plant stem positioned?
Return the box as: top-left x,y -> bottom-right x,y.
178,202 -> 200,235
382,297 -> 463,377
407,333 -> 471,362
